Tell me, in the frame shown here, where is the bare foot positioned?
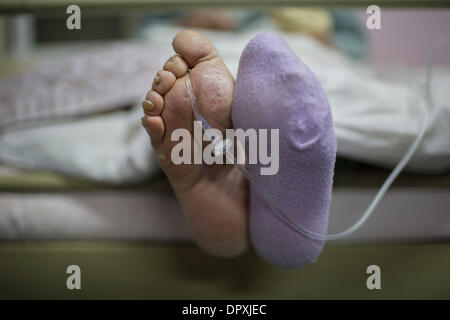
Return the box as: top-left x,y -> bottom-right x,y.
141,30 -> 248,257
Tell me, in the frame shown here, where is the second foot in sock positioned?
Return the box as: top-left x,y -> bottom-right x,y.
141,30 -> 249,258
232,32 -> 336,268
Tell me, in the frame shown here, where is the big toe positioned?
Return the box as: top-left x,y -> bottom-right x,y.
172,30 -> 234,132
172,30 -> 219,67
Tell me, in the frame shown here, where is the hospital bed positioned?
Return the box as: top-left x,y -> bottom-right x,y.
0,1 -> 449,299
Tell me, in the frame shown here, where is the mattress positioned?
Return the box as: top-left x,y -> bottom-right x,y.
1,163 -> 449,243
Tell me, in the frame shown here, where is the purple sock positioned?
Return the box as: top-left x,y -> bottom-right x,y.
232,32 -> 336,268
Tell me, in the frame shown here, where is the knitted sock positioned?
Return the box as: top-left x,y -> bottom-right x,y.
232,32 -> 336,268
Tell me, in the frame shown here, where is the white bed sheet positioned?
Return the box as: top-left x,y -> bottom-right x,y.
1,188 -> 448,243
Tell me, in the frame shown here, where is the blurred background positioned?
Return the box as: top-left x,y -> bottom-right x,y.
0,1 -> 449,299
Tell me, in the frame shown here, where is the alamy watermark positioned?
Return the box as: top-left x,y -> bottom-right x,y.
66,265 -> 81,290
66,5 -> 81,30
366,265 -> 381,290
171,121 -> 280,176
366,5 -> 381,30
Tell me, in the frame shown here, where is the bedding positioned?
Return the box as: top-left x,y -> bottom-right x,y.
0,41 -> 171,132
1,183 -> 448,242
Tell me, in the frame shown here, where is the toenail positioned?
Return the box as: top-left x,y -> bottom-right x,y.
153,75 -> 161,85
141,116 -> 147,127
142,100 -> 154,112
167,53 -> 181,63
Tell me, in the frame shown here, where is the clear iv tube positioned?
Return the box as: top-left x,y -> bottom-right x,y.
185,54 -> 434,240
